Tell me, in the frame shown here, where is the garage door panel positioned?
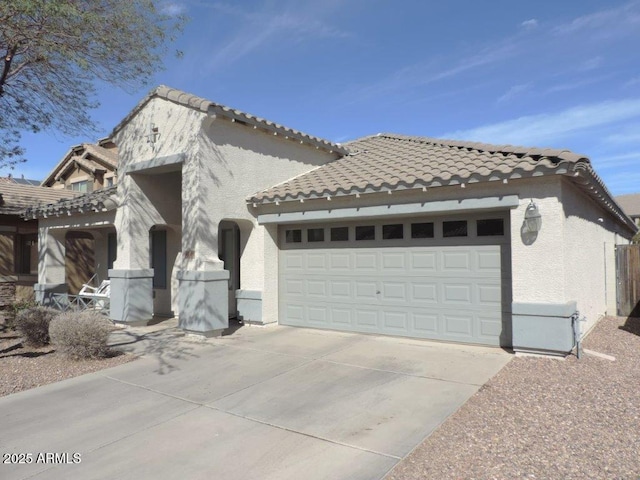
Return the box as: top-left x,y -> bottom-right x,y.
355,252 -> 378,270
478,314 -> 502,338
412,283 -> 438,303
442,251 -> 471,271
330,252 -> 351,270
279,242 -> 507,346
477,250 -> 501,271
381,282 -> 407,301
442,284 -> 472,304
412,313 -> 439,334
284,279 -> 304,296
330,308 -> 352,326
306,253 -> 327,271
355,309 -> 378,328
284,252 -> 304,271
355,281 -> 377,300
478,284 -> 501,305
330,280 -> 351,298
410,252 -> 437,272
307,280 -> 327,298
443,313 -> 474,336
285,304 -> 305,323
383,311 -> 408,332
307,306 -> 328,325
382,252 -> 406,270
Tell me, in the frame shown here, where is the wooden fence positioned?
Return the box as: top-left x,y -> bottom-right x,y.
616,244 -> 640,317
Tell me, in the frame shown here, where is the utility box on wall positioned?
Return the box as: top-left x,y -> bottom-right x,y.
512,301 -> 577,355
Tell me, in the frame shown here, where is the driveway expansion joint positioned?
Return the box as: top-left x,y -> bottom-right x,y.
318,358 -> 489,387
205,404 -> 402,461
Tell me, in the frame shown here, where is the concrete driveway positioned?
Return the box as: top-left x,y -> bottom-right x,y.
0,323 -> 511,480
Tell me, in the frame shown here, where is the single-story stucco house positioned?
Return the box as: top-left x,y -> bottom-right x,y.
23,86 -> 637,355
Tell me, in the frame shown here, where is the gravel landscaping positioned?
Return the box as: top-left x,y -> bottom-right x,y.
386,315 -> 640,480
0,319 -> 136,397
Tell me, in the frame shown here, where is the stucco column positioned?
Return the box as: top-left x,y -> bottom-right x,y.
261,224 -> 279,324
177,157 -> 229,335
109,181 -> 155,325
34,227 -> 67,305
109,269 -> 154,325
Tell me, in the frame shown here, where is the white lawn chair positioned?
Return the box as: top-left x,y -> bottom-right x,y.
78,279 -> 111,311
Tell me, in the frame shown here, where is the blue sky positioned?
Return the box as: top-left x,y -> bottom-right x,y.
6,0 -> 640,195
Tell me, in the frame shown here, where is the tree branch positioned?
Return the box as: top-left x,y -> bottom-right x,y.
0,44 -> 18,97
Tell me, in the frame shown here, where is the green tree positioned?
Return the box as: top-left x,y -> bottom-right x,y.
0,0 -> 185,168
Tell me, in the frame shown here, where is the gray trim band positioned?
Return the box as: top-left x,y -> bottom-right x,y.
512,301 -> 577,317
109,269 -> 154,279
257,195 -> 520,224
125,153 -> 185,174
177,270 -> 229,281
235,289 -> 262,300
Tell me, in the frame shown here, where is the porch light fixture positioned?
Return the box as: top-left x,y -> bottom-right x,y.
524,200 -> 542,233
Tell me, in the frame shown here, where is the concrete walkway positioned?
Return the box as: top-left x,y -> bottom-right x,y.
0,321 -> 511,480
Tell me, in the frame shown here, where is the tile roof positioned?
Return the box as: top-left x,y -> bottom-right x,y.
111,85 -> 348,155
0,182 -> 77,215
249,133 -> 636,233
249,133 -> 588,202
22,186 -> 118,219
615,193 -> 640,217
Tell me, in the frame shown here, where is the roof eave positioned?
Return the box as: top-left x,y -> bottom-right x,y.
207,105 -> 349,155
21,186 -> 118,220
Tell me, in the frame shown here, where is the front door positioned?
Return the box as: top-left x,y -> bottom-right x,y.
219,221 -> 240,317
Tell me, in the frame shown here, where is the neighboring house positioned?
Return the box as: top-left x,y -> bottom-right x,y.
38,139 -> 118,294
25,86 -> 638,355
0,182 -> 75,315
615,193 -> 640,227
1,174 -> 41,186
41,138 -> 118,192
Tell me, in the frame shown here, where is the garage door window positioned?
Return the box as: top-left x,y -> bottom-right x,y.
331,227 -> 349,241
355,225 -> 375,241
477,219 -> 504,236
308,228 -> 325,242
443,220 -> 467,237
383,224 -> 404,239
411,222 -> 434,239
285,229 -> 302,243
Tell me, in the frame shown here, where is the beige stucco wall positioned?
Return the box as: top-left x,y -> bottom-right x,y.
111,96 -> 339,320
560,180 -> 630,331
193,117 -> 339,288
112,96 -> 202,273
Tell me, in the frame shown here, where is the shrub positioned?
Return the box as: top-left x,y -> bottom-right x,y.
49,311 -> 114,359
14,306 -> 59,347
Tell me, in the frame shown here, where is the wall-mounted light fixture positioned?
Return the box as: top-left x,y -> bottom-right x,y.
524,200 -> 542,233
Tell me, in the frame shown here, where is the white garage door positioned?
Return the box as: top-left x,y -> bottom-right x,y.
278,215 -> 511,346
